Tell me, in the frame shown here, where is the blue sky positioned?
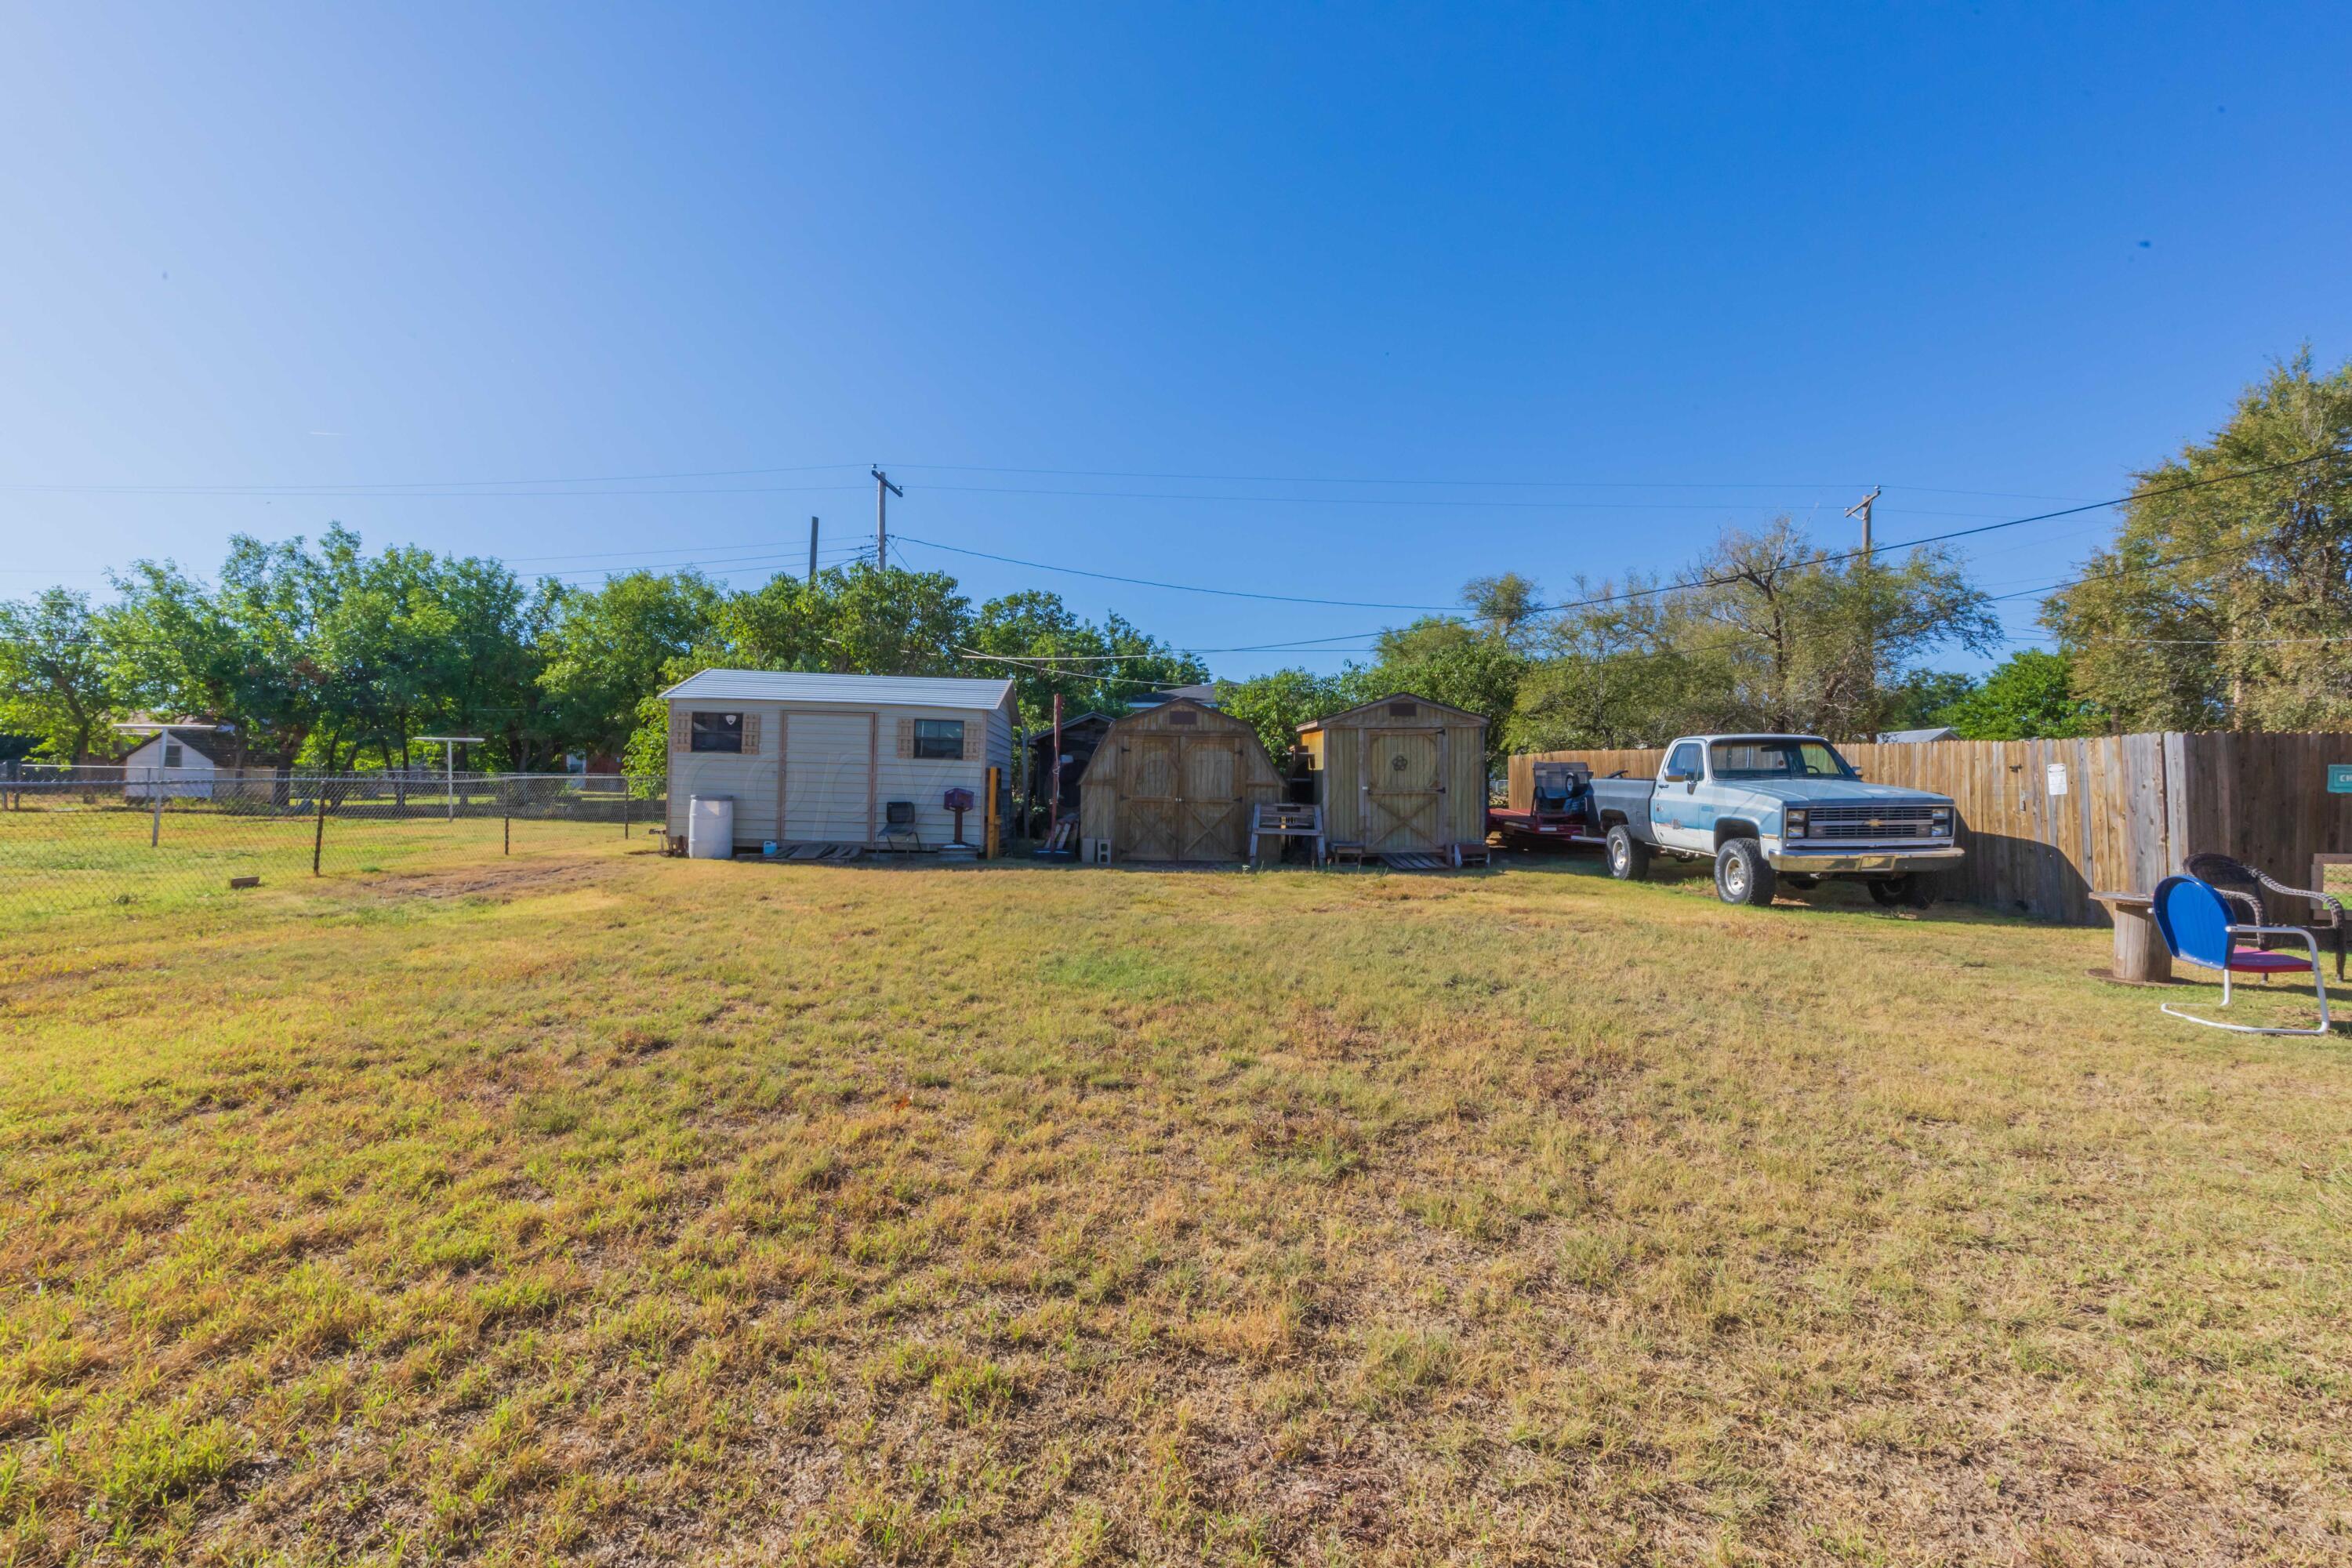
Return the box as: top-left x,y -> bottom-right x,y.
3,3 -> 2346,679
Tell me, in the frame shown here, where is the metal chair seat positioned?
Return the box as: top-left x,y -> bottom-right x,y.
2151,875 -> 2332,1036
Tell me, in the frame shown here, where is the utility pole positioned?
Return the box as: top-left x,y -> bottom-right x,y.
1844,487 -> 1882,560
1846,487 -> 1884,729
808,517 -> 819,582
871,467 -> 903,569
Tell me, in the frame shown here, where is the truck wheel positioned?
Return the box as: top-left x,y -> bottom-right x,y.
1713,837 -> 1776,906
1606,826 -> 1650,881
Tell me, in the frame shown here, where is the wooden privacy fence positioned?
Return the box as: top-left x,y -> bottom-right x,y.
1507,732 -> 2352,925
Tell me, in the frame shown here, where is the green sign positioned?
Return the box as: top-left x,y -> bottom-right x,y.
2332,764 -> 2352,795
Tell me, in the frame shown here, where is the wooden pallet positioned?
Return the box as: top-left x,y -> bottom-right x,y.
1035,819 -> 1077,856
1378,851 -> 1453,871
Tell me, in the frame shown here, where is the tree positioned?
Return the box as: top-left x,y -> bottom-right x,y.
538,572 -> 725,759
0,588 -> 111,762
1933,651 -> 2100,739
1878,670 -> 1977,732
2046,352 -> 2352,731
1657,519 -> 1998,738
1214,666 -> 1377,763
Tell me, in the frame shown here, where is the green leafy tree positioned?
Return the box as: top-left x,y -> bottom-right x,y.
2046,352 -> 2352,731
1933,650 -> 2100,739
539,572 -> 726,759
0,588 -> 112,762
1214,666 -> 1378,763
1878,670 -> 1978,732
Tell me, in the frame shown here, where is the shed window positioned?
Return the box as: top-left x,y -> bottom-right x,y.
690,712 -> 744,753
1388,702 -> 1417,717
162,741 -> 184,768
1167,709 -> 1196,725
912,719 -> 964,760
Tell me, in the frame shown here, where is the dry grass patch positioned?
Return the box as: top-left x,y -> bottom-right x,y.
2,841 -> 2350,1563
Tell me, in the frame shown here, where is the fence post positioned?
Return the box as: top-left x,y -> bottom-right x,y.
503,777 -> 511,856
312,781 -> 327,876
151,774 -> 163,848
623,789 -> 630,839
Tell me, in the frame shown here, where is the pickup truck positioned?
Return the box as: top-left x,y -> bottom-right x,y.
1588,734 -> 1962,907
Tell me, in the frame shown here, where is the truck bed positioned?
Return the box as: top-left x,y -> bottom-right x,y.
1585,776 -> 1658,840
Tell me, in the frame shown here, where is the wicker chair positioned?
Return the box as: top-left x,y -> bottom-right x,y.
2184,853 -> 2349,978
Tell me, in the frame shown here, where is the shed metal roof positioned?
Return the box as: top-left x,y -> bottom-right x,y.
659,670 -> 1015,710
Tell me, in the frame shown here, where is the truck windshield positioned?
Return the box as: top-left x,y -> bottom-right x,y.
1708,739 -> 1855,780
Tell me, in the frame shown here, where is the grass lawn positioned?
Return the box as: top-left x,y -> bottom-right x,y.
3,840 -> 2350,1565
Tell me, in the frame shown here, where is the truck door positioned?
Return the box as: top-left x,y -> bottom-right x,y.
1652,741 -> 1711,853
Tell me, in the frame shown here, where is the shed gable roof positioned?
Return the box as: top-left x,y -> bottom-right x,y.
1294,691 -> 1488,733
660,670 -> 1015,710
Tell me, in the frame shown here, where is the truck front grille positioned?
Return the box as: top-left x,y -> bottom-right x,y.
1801,804 -> 1945,840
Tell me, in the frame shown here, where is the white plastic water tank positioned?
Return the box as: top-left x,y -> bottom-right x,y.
688,794 -> 735,859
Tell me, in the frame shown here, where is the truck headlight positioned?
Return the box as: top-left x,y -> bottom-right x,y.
1784,809 -> 1808,839
1930,808 -> 1952,834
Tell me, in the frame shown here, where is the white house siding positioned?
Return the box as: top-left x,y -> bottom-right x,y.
121,735 -> 220,800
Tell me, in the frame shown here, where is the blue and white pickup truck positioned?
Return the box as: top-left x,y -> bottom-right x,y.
1587,734 -> 1962,907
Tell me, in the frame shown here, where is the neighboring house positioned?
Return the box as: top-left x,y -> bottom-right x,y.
659,670 -> 1017,851
1127,683 -> 1219,711
121,729 -> 228,800
1877,726 -> 1958,744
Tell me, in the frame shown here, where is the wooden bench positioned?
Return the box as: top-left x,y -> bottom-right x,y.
2089,891 -> 2172,985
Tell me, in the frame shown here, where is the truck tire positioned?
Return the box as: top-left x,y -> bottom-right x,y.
1713,837 -> 1776,906
1606,825 -> 1650,881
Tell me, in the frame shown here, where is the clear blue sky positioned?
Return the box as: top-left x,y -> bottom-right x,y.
4,3 -> 2347,678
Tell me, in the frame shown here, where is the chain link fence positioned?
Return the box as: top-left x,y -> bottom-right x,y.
1,769 -> 666,916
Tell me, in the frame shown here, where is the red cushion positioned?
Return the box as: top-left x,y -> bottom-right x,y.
2227,948 -> 2312,973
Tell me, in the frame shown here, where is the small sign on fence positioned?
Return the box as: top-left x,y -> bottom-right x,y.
2329,764 -> 2352,795
2045,762 -> 2068,797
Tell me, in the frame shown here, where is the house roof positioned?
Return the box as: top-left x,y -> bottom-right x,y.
125,728 -> 230,764
1128,684 -> 1219,708
1296,691 -> 1487,733
1876,726 -> 1957,744
659,670 -> 1016,710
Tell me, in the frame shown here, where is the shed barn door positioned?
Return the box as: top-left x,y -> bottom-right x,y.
1117,734 -> 1183,860
1366,729 -> 1442,851
1176,739 -> 1246,860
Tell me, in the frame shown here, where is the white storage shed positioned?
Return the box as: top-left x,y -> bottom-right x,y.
659,670 -> 1018,852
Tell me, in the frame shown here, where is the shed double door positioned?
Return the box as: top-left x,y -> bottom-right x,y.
1120,734 -> 1248,860
1363,728 -> 1443,851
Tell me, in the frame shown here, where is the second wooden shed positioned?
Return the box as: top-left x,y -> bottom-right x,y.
1078,698 -> 1283,862
1297,693 -> 1489,855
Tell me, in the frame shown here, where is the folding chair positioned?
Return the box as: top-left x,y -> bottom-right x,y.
2151,875 -> 2333,1036
878,799 -> 923,853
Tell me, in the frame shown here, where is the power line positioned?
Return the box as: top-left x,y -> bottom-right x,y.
893,535 -> 1458,611
887,462 -> 2102,504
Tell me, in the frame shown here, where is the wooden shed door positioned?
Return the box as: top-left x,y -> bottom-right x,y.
1117,734 -> 1184,860
1177,738 -> 1245,859
1366,729 -> 1442,851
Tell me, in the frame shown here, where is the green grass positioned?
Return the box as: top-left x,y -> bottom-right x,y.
3,840 -> 2350,1563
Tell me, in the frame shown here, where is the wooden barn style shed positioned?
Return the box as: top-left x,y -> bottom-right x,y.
1298,693 -> 1489,855
1078,699 -> 1283,863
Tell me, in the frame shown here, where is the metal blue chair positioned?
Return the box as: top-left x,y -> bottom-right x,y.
2151,875 -> 2333,1036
